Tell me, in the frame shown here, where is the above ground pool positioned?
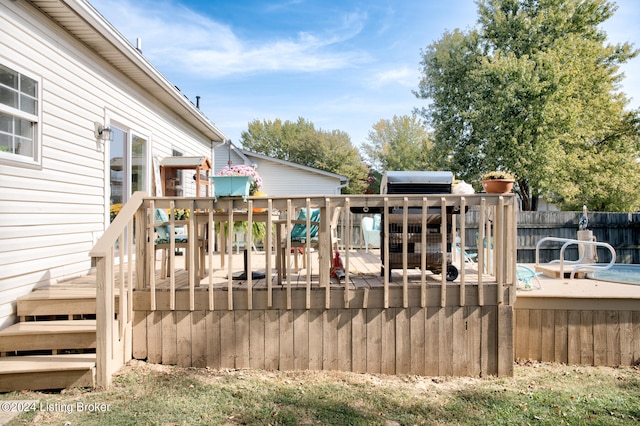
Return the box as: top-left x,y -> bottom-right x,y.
587,264 -> 640,285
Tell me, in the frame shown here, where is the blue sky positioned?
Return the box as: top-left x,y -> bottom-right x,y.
89,0 -> 640,148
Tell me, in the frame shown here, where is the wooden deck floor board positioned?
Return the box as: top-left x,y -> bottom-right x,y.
26,250 -> 640,303
0,320 -> 96,335
0,354 -> 97,374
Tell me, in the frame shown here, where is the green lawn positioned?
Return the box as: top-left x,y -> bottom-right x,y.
2,361 -> 639,425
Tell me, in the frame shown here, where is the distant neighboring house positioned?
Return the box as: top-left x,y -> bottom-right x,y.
0,0 -> 227,328
213,141 -> 349,196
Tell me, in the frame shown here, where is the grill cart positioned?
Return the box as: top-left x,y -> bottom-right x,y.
380,171 -> 458,281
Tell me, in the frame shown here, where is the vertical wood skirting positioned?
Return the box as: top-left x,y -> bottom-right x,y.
132,310 -> 148,360
409,308 -> 425,375
540,310 -> 554,362
132,304 -> 512,377
351,310 -> 367,373
250,310 -> 266,370
294,310 -> 309,370
633,312 -> 640,365
425,307 -> 440,375
306,310 -> 322,370
497,306 -> 514,376
191,311 -> 207,368
206,311 -> 221,369
481,306 -> 498,375
265,310 -> 280,370
366,308 -> 383,374
514,308 -> 640,367
161,311 -> 177,365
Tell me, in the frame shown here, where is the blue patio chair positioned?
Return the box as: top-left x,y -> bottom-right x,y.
516,264 -> 543,290
280,208 -> 321,274
455,237 -> 477,264
277,207 -> 340,282
154,208 -> 204,279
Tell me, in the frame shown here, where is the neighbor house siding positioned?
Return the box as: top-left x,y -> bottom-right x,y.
251,158 -> 343,196
0,1 -> 213,328
211,146 -> 345,196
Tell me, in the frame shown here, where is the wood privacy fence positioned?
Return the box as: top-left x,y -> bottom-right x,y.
456,211 -> 640,264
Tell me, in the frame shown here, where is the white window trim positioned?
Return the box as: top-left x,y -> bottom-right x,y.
0,58 -> 43,168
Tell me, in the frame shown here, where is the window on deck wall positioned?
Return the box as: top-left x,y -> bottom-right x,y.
0,62 -> 41,166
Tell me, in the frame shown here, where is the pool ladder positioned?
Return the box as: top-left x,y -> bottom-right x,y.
535,237 -> 616,279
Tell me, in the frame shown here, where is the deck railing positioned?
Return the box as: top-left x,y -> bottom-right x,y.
91,192 -> 517,387
136,194 -> 518,308
89,191 -> 146,388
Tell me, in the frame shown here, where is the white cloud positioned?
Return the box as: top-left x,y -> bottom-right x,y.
90,0 -> 370,78
370,66 -> 419,88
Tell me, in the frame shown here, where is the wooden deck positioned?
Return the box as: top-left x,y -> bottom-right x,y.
5,249 -> 637,392
514,271 -> 640,366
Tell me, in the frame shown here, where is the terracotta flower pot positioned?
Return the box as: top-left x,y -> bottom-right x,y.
251,191 -> 267,212
481,179 -> 514,194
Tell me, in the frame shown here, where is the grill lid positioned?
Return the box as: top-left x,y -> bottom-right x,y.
382,171 -> 453,184
381,171 -> 454,194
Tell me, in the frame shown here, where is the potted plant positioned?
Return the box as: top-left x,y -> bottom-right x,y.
212,165 -> 263,199
213,165 -> 268,244
481,170 -> 516,194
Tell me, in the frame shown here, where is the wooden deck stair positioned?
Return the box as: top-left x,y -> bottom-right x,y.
0,281 -> 100,393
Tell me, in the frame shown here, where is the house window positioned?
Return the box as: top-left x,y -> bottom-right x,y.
0,63 -> 40,165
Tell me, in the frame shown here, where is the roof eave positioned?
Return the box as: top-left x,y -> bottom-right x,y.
28,0 -> 227,143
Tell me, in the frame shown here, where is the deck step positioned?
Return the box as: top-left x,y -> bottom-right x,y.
0,320 -> 96,352
16,287 -> 119,318
17,287 -> 97,317
0,354 -> 96,392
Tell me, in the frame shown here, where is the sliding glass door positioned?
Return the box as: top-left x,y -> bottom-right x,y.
109,126 -> 148,219
108,125 -> 148,258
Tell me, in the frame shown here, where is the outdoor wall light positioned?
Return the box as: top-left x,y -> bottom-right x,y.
94,122 -> 113,141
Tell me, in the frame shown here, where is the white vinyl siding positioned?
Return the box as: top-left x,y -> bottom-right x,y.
0,2 -> 214,328
251,158 -> 343,196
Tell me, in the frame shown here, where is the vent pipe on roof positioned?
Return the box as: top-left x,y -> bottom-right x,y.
196,96 -> 201,109
136,38 -> 142,53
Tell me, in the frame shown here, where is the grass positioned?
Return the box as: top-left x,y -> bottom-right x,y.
2,361 -> 639,425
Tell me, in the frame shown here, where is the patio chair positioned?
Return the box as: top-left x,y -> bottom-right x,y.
455,237 -> 477,264
516,264 -> 543,290
154,208 -> 204,279
278,208 -> 320,275
361,214 -> 381,252
276,207 -> 340,282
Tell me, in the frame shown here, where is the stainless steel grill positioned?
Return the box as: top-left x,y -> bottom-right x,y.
380,171 -> 458,281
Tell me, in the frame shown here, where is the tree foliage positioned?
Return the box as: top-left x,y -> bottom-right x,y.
415,0 -> 640,211
240,117 -> 370,194
362,114 -> 433,173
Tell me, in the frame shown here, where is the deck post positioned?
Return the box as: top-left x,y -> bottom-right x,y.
135,204 -> 146,291
95,253 -> 114,389
440,197 -> 447,308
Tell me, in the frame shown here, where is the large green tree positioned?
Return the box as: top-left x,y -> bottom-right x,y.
416,0 -> 640,211
240,117 -> 370,194
362,114 -> 433,173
